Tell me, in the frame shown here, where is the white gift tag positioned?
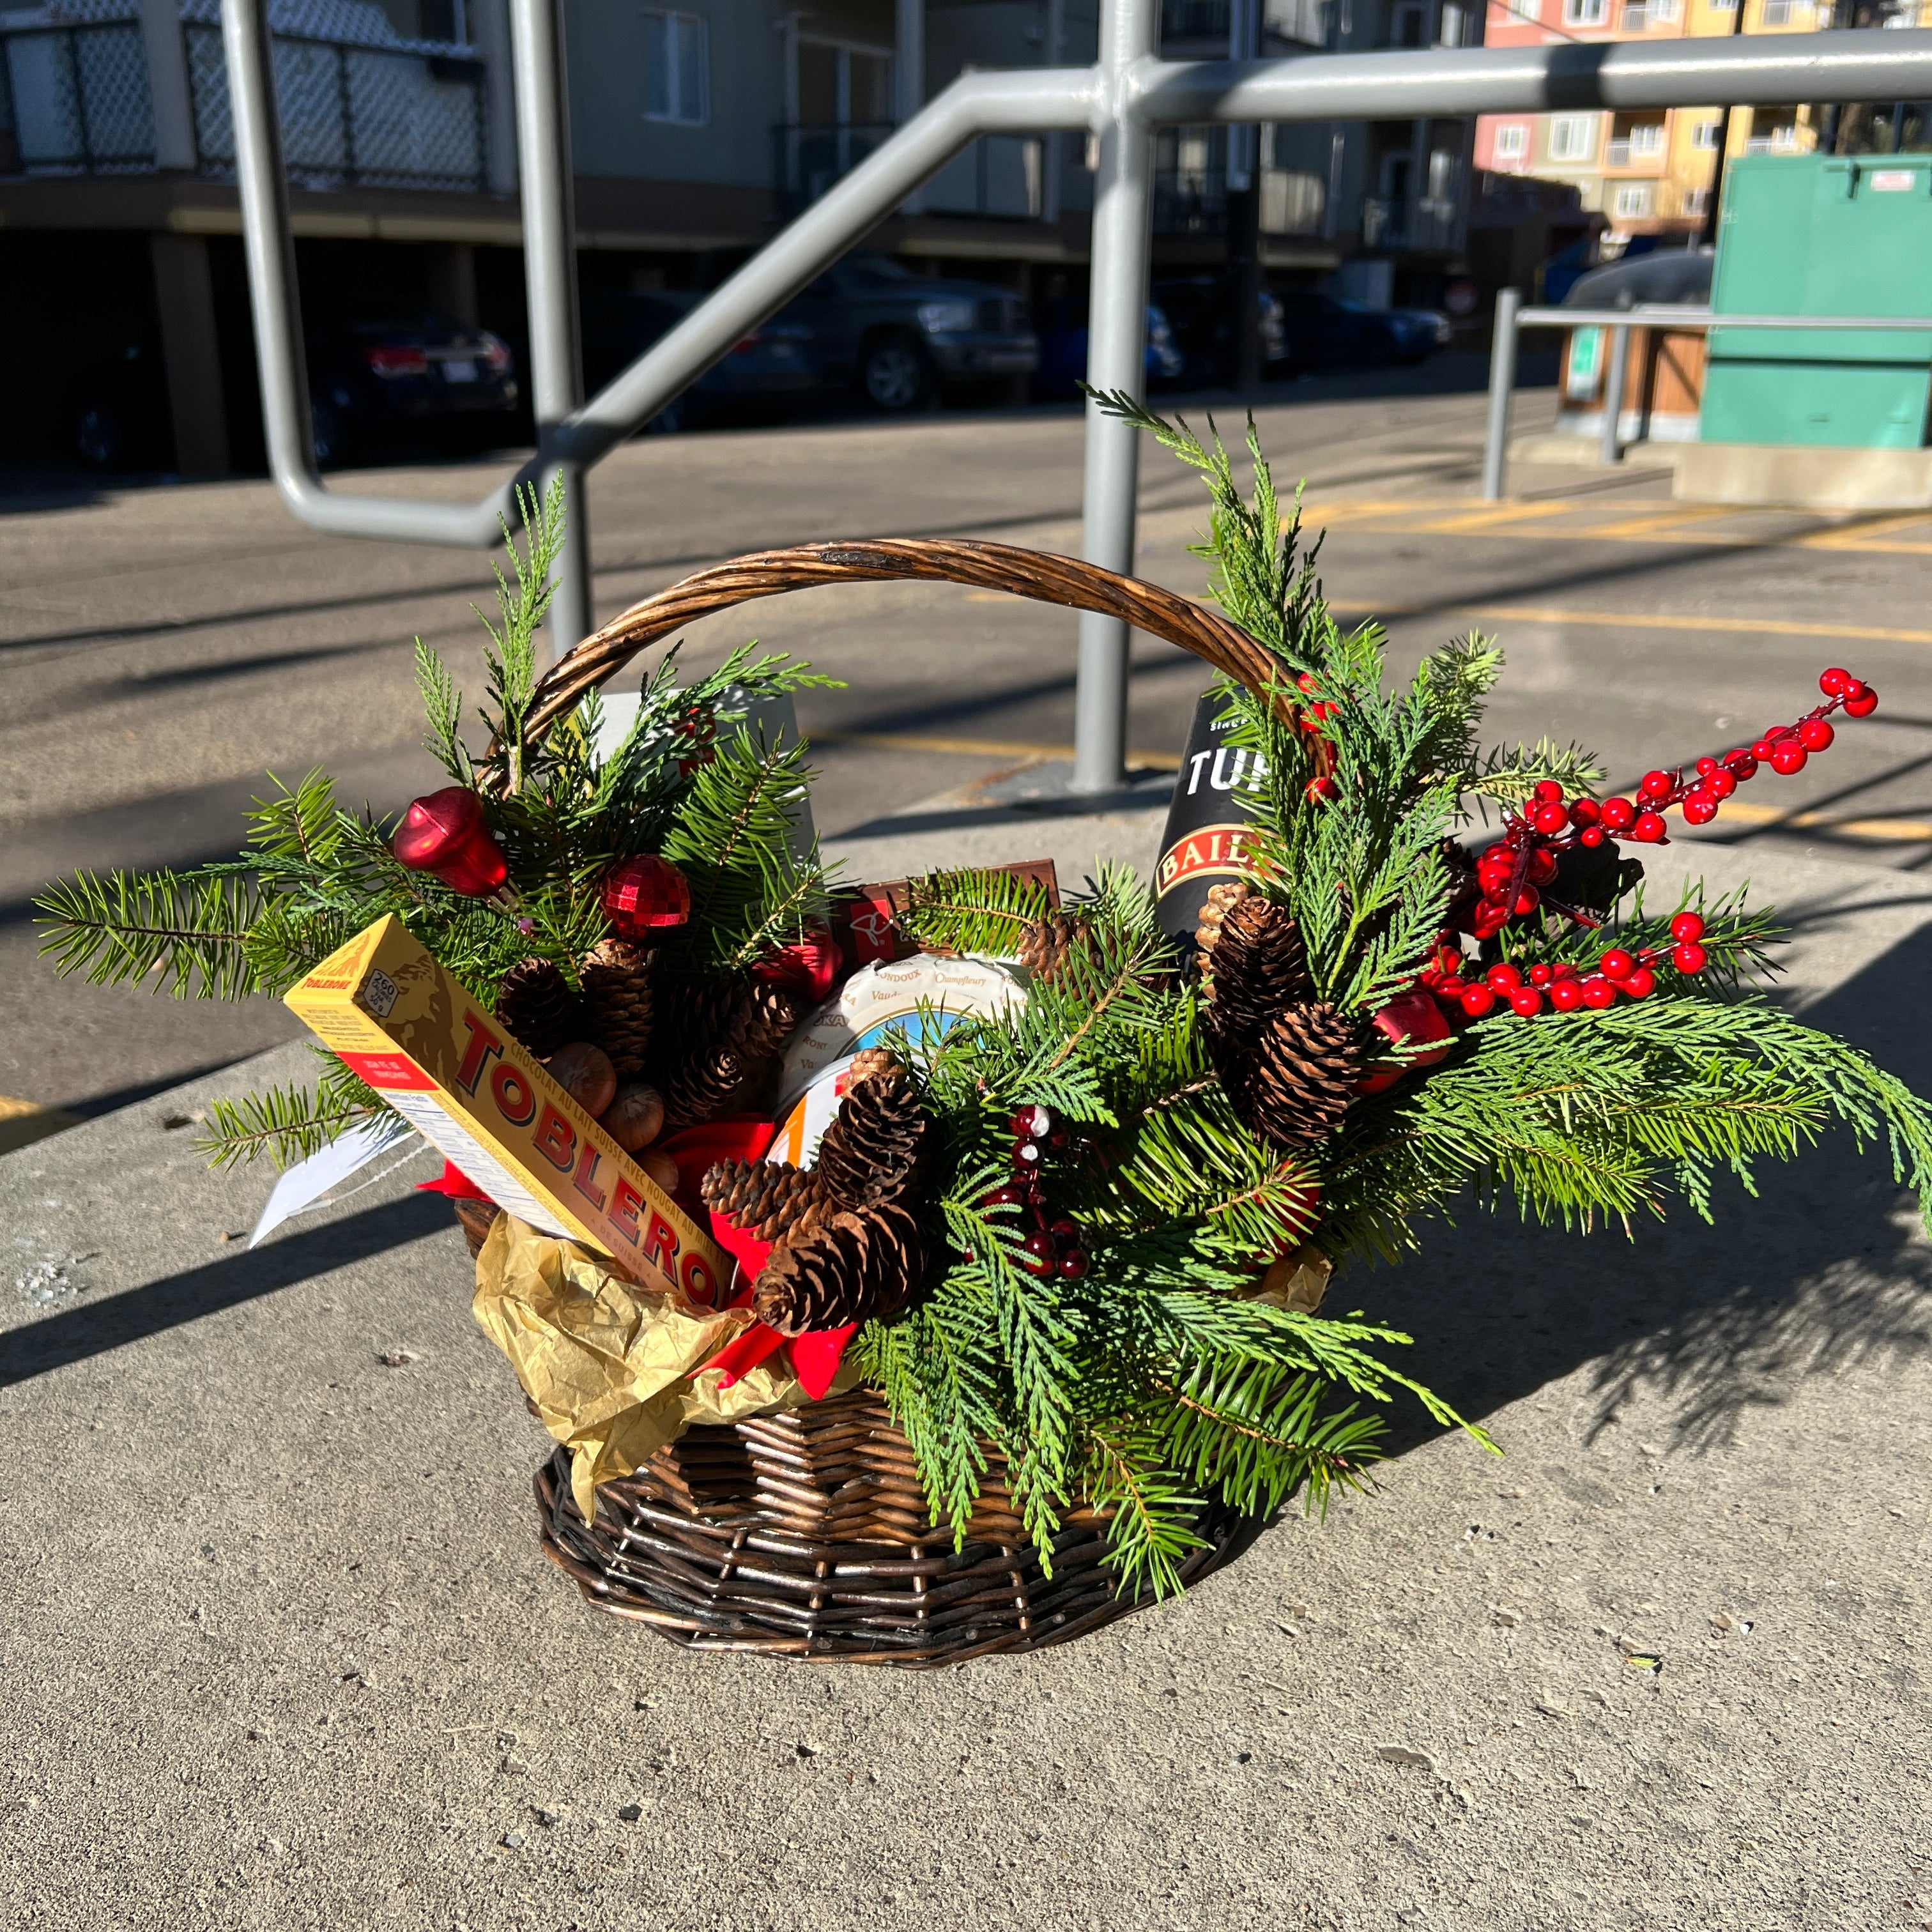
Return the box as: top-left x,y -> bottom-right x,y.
249,1116 -> 418,1248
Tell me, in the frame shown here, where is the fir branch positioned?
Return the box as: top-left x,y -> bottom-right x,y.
35,868 -> 263,1000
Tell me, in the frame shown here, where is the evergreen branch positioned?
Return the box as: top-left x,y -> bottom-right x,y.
34,868 -> 262,1000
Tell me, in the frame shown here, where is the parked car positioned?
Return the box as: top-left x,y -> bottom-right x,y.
702,252 -> 1039,413
1273,289 -> 1453,369
581,290 -> 818,433
1563,246 -> 1713,312
1033,298 -> 1187,399
302,298 -> 518,466
1147,276 -> 1289,387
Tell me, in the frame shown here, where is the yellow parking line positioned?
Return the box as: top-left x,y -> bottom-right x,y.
1452,604 -> 1932,648
1404,503 -> 1582,535
1670,796 -> 1932,843
0,1095 -> 80,1154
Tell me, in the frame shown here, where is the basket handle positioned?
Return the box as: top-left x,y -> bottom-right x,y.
521,537 -> 1282,741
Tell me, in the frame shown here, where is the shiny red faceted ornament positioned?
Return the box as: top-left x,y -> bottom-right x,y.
391,786 -> 509,897
600,854 -> 691,939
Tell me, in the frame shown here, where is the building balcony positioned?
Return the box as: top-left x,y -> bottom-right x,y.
1361,192 -> 1463,252
0,3 -> 489,193
774,123 -> 1047,222
1604,140 -> 1669,170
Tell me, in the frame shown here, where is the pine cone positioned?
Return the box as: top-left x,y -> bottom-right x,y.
580,939 -> 654,1078
1017,911 -> 1087,983
752,1203 -> 924,1336
731,980 -> 802,1067
700,1158 -> 832,1244
659,1045 -> 747,1134
1220,1000 -> 1363,1151
845,1046 -> 900,1085
813,1068 -> 931,1208
1205,895 -> 1310,1037
1193,880 -> 1253,987
648,975 -> 744,1075
492,958 -> 583,1059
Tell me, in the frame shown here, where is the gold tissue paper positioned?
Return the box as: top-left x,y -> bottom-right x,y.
471,1214 -> 859,1522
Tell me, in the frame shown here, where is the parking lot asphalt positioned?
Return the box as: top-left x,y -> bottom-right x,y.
4,355 -> 1929,1131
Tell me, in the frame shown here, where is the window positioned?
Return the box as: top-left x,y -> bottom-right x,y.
644,9 -> 709,125
1622,0 -> 1648,26
1549,114 -> 1597,160
1692,117 -> 1722,148
1562,0 -> 1607,22
1492,121 -> 1529,158
1506,0 -> 1538,15
1613,182 -> 1652,217
1682,185 -> 1710,215
1650,0 -> 1679,15
1627,119 -> 1666,155
1761,0 -> 1805,18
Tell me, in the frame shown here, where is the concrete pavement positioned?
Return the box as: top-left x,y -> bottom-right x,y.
2,786 -> 1929,1931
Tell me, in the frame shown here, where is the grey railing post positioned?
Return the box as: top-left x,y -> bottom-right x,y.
1599,319 -> 1629,466
509,0 -> 592,661
1071,0 -> 1157,797
1481,286 -> 1519,502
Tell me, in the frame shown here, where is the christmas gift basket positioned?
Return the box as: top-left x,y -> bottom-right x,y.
39,400 -> 1932,1667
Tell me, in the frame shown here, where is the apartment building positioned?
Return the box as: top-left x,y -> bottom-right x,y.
1472,0 -> 1833,243
0,0 -> 1487,476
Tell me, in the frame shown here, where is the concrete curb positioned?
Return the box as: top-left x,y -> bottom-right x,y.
3,804 -> 1928,1929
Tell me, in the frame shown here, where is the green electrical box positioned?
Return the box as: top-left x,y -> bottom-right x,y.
1701,153 -> 1932,450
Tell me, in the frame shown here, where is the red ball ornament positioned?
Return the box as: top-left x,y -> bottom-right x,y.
391,786 -> 509,897
1057,1250 -> 1089,1280
1797,717 -> 1835,753
1512,885 -> 1541,917
600,854 -> 691,939
1696,756 -> 1721,778
1623,965 -> 1656,999
1669,910 -> 1705,944
1770,743 -> 1808,776
1843,684 -> 1879,717
1011,1105 -> 1054,1140
1630,811 -> 1669,844
1598,949 -> 1636,981
1681,792 -> 1719,826
1528,962 -> 1555,988
1568,798 -> 1602,828
1819,667 -> 1853,698
1600,796 -> 1637,832
1672,941 -> 1708,975
1509,986 -> 1544,1018
1580,976 -> 1618,1011
1549,979 -> 1585,1013
1460,984 -> 1496,1018
1751,738 -> 1779,763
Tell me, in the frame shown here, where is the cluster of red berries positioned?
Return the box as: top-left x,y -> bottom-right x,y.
1469,779 -> 1605,939
1597,667 -> 1878,838
1423,912 -> 1710,1020
984,1104 -> 1090,1280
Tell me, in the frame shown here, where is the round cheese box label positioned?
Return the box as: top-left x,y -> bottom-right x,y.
775,955 -> 1025,1114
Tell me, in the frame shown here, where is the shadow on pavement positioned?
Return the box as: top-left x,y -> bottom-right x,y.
1349,924 -> 1932,1467
0,1191 -> 450,1390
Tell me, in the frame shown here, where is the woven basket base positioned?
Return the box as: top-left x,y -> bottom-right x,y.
532,1392 -> 1267,1667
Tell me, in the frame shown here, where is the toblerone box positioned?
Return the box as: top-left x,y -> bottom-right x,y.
284,914 -> 729,1307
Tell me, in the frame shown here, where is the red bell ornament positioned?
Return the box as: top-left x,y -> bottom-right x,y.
392,787 -> 509,897
1358,990 -> 1455,1094
601,854 -> 692,940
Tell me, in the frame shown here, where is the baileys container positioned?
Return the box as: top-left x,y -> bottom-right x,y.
1153,689 -> 1271,952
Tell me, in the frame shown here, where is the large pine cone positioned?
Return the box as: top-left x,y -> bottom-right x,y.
1205,894 -> 1310,1037
752,1202 -> 924,1336
580,939 -> 654,1078
1220,1000 -> 1363,1151
700,1158 -> 832,1245
648,976 -> 744,1074
813,1068 -> 931,1208
493,958 -> 583,1059
1193,880 -> 1253,988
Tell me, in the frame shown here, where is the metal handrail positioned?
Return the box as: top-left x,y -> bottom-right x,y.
1482,293 -> 1932,496
218,0 -> 1932,791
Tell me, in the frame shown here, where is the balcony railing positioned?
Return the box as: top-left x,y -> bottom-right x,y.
1605,136 -> 1666,167
1361,193 -> 1464,250
774,121 -> 1045,219
0,10 -> 487,191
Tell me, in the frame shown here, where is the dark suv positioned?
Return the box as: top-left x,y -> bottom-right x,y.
705,252 -> 1038,412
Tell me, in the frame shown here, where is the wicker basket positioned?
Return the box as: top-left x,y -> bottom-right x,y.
468,536 -> 1285,1665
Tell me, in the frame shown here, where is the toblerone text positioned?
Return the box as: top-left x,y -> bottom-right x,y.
285,915 -> 728,1306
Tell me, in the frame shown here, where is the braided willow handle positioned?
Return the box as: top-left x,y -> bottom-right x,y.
521,537 -> 1282,741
